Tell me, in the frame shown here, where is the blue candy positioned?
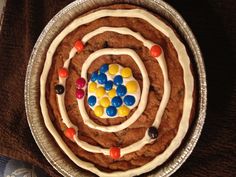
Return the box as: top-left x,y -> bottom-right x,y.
90,71 -> 98,82
124,95 -> 135,106
100,64 -> 109,73
114,75 -> 123,86
116,85 -> 127,97
106,106 -> 117,117
88,96 -> 96,107
97,73 -> 107,84
112,96 -> 123,107
104,80 -> 113,91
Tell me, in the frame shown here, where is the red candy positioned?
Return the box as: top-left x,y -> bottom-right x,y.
74,40 -> 84,52
58,68 -> 68,78
110,147 -> 120,160
76,89 -> 85,99
64,127 -> 76,139
150,45 -> 162,57
76,77 -> 86,89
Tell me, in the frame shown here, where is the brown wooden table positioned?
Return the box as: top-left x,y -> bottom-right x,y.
0,0 -> 235,176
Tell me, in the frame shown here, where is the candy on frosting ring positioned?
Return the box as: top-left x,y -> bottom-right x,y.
64,127 -> 76,140
150,45 -> 162,57
124,95 -> 135,106
148,126 -> 158,139
121,67 -> 132,78
94,105 -> 104,117
106,106 -> 117,117
88,82 -> 97,93
97,73 -> 107,84
76,89 -> 85,99
110,147 -> 120,160
108,88 -> 116,98
76,77 -> 86,89
116,85 -> 127,97
91,71 -> 98,82
55,84 -> 64,94
113,75 -> 123,86
109,64 -> 119,75
126,81 -> 138,93
58,68 -> 69,78
111,96 -> 123,107
100,97 -> 110,108
104,80 -> 113,91
96,86 -> 106,98
74,40 -> 84,52
88,96 -> 96,107
118,105 -> 130,117
100,64 -> 109,73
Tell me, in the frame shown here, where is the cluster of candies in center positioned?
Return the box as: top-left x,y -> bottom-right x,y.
87,63 -> 140,118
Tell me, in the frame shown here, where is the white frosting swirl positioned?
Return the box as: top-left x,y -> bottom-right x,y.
79,48 -> 150,132
40,9 -> 194,177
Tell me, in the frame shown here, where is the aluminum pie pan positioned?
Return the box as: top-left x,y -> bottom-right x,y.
24,0 -> 207,176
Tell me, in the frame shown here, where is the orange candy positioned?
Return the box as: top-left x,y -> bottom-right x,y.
58,68 -> 68,78
110,147 -> 120,160
64,128 -> 76,139
74,40 -> 84,52
150,45 -> 162,57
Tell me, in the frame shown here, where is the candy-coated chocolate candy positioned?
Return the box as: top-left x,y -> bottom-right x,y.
95,86 -> 105,98
100,64 -> 109,73
114,75 -> 123,86
116,85 -> 127,97
58,68 -> 68,78
110,147 -> 120,160
76,89 -> 85,99
124,95 -> 135,106
106,106 -> 117,117
97,73 -> 107,84
74,40 -> 84,52
112,96 -> 123,107
104,80 -> 113,91
108,89 -> 116,98
100,97 -> 110,108
91,71 -> 98,82
64,127 -> 76,139
55,84 -> 64,94
88,96 -> 96,107
121,67 -> 132,78
118,105 -> 130,117
109,64 -> 119,75
126,81 -> 138,93
94,105 -> 104,117
76,77 -> 86,89
150,45 -> 162,57
88,82 -> 97,93
148,126 -> 158,139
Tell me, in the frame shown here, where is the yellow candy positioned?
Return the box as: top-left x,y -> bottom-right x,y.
126,81 -> 138,93
118,105 -> 130,117
108,88 -> 116,98
95,87 -> 105,98
89,82 -> 97,93
94,105 -> 104,117
121,67 -> 132,78
109,64 -> 119,75
100,97 -> 110,108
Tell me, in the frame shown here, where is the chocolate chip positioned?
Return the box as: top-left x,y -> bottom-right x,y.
103,41 -> 109,48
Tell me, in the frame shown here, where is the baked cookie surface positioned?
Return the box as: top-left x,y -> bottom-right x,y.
40,4 -> 196,177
